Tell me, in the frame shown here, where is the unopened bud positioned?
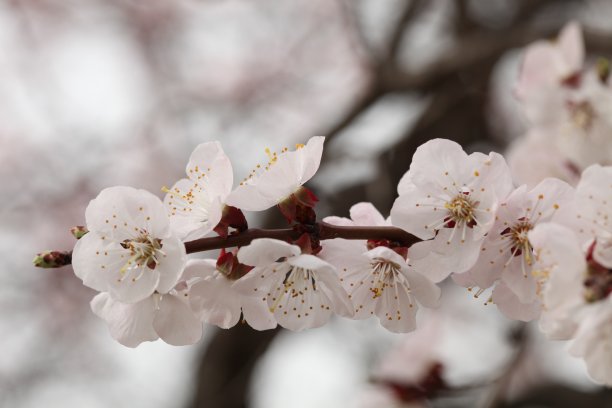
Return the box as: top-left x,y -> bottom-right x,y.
70,226 -> 89,240
598,58 -> 610,83
33,250 -> 72,268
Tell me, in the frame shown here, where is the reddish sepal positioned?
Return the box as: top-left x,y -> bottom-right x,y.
213,205 -> 248,238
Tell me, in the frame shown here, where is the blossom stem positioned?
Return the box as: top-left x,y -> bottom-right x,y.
37,222 -> 420,267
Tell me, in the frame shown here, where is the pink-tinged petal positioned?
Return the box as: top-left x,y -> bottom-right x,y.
558,21 -> 584,73
312,263 -> 354,318
232,262 -> 292,296
86,186 -> 169,239
576,164 -> 612,238
528,178 -> 574,222
319,238 -> 367,271
297,136 -> 325,183
72,232 -> 126,292
181,258 -> 217,282
410,230 -> 483,282
189,275 -> 242,329
568,303 -> 612,386
108,264 -> 161,304
186,141 -> 234,198
154,233 -> 187,294
154,294 -> 203,346
241,295 -> 277,330
238,239 -> 300,267
225,184 -> 277,211
91,293 -> 158,348
407,139 -> 471,189
501,264 -> 537,303
515,42 -> 559,98
404,268 -> 441,308
460,238 -> 506,290
164,177 -> 225,241
390,194 -> 446,240
350,202 -> 387,226
322,215 -> 355,226
492,282 -> 541,322
340,264 -> 378,319
375,281 -> 417,333
477,152 -> 515,201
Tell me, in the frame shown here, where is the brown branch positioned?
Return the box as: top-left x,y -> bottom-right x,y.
37,223 -> 420,268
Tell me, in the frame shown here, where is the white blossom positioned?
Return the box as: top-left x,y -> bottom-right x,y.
225,136 -> 324,211
163,141 -> 234,240
72,186 -> 186,303
233,238 -> 352,331
391,138 -> 514,282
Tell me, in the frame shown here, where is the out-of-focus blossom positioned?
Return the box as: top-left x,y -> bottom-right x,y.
453,179 -> 573,321
163,141 -> 234,241
188,258 -> 276,330
391,139 -> 514,282
225,136 -> 324,212
515,21 -> 584,100
72,186 -> 186,303
234,238 -> 352,331
506,130 -> 580,188
321,203 -> 440,333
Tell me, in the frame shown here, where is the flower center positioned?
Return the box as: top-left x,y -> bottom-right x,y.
369,259 -> 402,299
568,100 -> 596,131
584,242 -> 612,303
444,193 -> 477,228
268,266 -> 317,313
501,218 -> 534,263
120,234 -> 164,272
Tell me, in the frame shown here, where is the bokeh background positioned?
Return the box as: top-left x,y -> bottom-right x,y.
2,0 -> 612,407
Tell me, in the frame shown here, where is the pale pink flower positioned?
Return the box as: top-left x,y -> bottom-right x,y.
225,136 -> 324,211
187,258 -> 276,330
72,186 -> 186,303
163,141 -> 234,240
391,139 -> 514,282
515,21 -> 584,100
453,178 -> 573,321
233,238 -> 352,331
90,276 -> 202,347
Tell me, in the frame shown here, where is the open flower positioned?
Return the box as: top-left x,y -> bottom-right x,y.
163,141 -> 234,240
321,202 -> 440,332
72,186 -> 186,303
233,238 -> 352,331
225,136 -> 324,212
187,258 -> 276,330
390,139 -> 514,282
453,178 -> 573,321
90,273 -> 203,347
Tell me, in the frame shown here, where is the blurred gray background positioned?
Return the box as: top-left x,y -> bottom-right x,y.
2,1 -> 612,407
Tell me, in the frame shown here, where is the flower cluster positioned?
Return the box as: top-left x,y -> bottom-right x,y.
508,22 -> 612,188
38,24 -> 612,387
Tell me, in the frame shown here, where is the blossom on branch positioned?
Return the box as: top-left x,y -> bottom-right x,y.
321,203 -> 440,332
163,141 -> 235,240
90,272 -> 203,347
234,238 -> 352,331
225,136 -> 324,221
72,186 -> 186,303
188,258 -> 277,330
391,139 -> 514,282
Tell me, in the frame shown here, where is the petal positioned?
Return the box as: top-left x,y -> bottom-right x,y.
322,216 -> 355,227
350,202 -> 387,226
107,264 -> 161,304
189,275 -> 242,329
296,136 -> 325,184
86,186 -> 169,239
238,238 -> 300,267
403,268 -> 441,308
186,141 -> 234,198
407,139 -> 471,189
241,295 -> 277,330
181,258 -> 217,283
91,293 -> 158,347
558,21 -> 584,72
501,264 -> 537,303
492,282 -> 541,322
72,232 -> 126,292
154,233 -> 187,294
154,294 -> 203,346
390,193 -> 446,240
225,183 -> 277,211
319,238 -> 367,271
375,282 -> 417,333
